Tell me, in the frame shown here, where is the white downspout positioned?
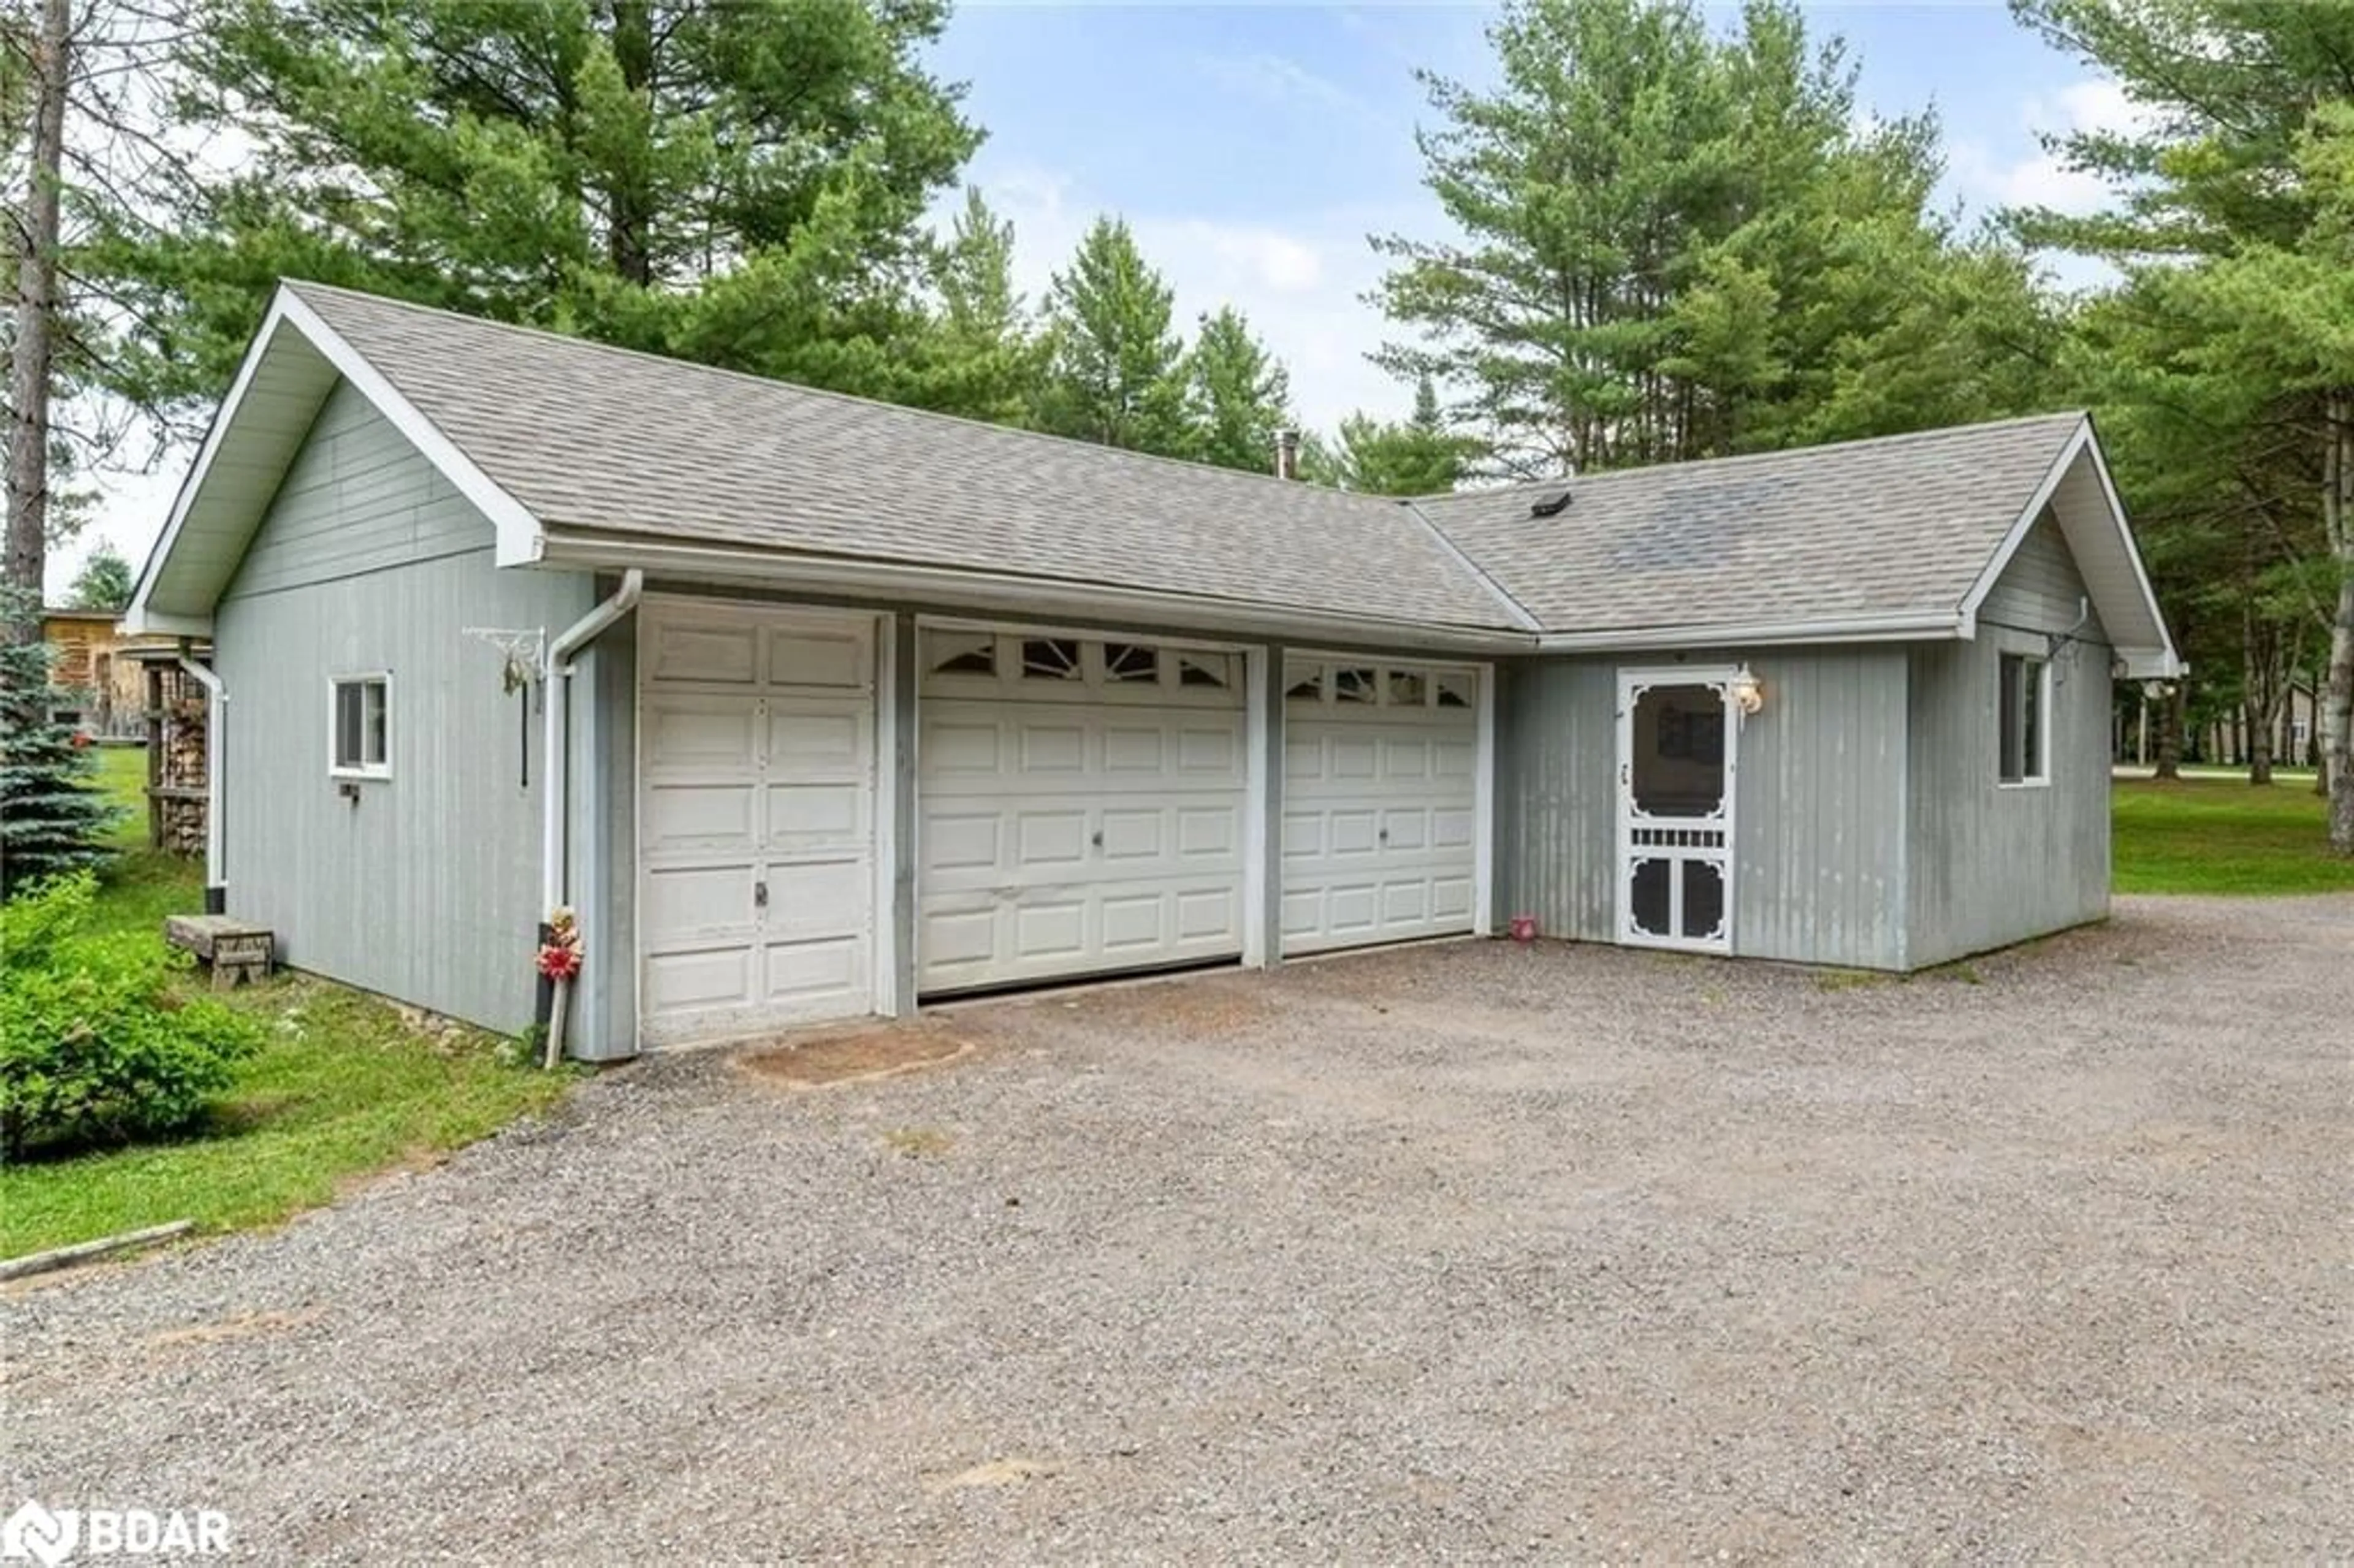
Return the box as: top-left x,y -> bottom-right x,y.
541,569 -> 643,914
177,655 -> 226,913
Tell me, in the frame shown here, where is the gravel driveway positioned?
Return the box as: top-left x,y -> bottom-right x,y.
5,895 -> 2348,1563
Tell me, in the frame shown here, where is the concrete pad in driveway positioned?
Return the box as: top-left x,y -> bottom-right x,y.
4,894 -> 2348,1562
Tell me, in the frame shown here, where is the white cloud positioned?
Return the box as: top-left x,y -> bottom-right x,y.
1951,74 -> 2154,219
1194,51 -> 1366,118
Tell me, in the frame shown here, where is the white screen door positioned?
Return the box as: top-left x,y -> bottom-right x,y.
1615,669 -> 1737,954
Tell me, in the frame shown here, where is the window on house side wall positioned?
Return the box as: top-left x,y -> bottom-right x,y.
332,675 -> 391,778
1998,653 -> 2047,785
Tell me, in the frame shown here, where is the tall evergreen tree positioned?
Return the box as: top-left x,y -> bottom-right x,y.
1037,217 -> 1189,453
65,549 -> 134,612
920,187 -> 1045,427
1374,0 -> 2057,477
90,0 -> 981,424
1183,306 -> 1292,473
0,592 -> 116,894
2014,0 -> 2354,851
1323,377 -> 1479,495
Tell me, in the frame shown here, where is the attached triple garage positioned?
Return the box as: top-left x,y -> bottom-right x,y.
632,597 -> 1490,1046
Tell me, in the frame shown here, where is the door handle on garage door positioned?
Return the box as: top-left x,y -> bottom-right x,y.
1091,830 -> 1105,849
754,881 -> 769,910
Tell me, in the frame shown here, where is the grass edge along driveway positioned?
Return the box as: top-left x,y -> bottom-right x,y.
0,751 -> 575,1260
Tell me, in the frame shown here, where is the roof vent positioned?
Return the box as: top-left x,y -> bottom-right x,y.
1529,489 -> 1572,518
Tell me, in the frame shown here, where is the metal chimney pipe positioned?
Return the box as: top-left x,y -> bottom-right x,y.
1274,428 -> 1300,481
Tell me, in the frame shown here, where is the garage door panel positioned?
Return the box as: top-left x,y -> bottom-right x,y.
760,858 -> 870,939
644,946 -> 756,1013
1103,727 -> 1166,772
1283,658 -> 1480,956
1100,894 -> 1168,952
918,651 -> 1247,994
645,783 -> 756,854
1019,723 -> 1086,774
766,706 -> 867,774
1018,811 -> 1089,867
1100,809 -> 1164,860
926,721 -> 1001,774
645,698 -> 761,774
649,622 -> 759,685
644,863 -> 757,948
764,782 -> 866,851
1175,806 -> 1235,859
759,936 -> 868,1007
641,606 -> 877,1044
1015,900 -> 1087,963
764,628 -> 869,690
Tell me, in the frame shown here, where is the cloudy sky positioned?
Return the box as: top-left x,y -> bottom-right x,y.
64,1 -> 2131,597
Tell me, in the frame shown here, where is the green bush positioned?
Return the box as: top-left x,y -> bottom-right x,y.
0,873 -> 261,1162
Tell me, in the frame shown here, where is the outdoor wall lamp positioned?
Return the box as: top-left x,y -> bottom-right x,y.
1731,664 -> 1765,718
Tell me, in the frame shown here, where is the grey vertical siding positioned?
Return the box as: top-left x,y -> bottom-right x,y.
1980,511 -> 2108,638
1908,527 -> 2112,966
1498,648 -> 1910,967
572,617 -> 638,1060
216,380 -> 595,1032
1493,657 -> 1618,941
1730,649 -> 1910,969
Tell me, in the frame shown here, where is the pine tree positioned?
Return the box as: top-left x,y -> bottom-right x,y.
1037,217 -> 1190,454
2015,0 -> 2354,853
1324,377 -> 1479,495
88,0 -> 981,424
1183,306 -> 1292,473
0,592 -> 117,894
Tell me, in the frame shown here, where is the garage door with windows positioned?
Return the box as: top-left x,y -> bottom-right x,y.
637,604 -> 878,1046
1282,658 -> 1479,955
918,630 -> 1247,995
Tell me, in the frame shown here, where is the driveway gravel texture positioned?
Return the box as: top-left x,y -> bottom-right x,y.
4,894 -> 2348,1564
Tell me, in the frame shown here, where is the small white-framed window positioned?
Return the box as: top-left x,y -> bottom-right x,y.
1997,652 -> 2047,786
1285,662 -> 1324,704
1176,651 -> 1235,690
331,674 -> 392,779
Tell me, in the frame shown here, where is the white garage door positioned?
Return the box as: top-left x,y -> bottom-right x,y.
919,630 -> 1247,994
1282,659 -> 1479,955
638,604 -> 877,1045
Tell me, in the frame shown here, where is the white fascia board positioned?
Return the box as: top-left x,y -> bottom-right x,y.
533,531 -> 1540,655
123,287 -> 550,639
1534,609 -> 1963,654
1955,419 -> 2182,679
121,291 -> 297,635
2118,648 -> 2186,679
274,290 -> 546,567
2072,424 -> 2182,671
118,608 -> 217,638
1957,420 -> 2090,637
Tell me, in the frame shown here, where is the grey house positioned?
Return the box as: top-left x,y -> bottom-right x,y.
124,283 -> 2179,1059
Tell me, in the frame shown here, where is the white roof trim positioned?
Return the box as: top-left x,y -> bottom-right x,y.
121,286 -> 547,636
1956,419 -> 2181,674
534,530 -> 1541,655
1535,609 -> 1964,653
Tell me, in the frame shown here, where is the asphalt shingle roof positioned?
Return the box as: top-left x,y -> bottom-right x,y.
1408,413 -> 2089,636
288,283 -> 1523,633
286,283 -> 2087,642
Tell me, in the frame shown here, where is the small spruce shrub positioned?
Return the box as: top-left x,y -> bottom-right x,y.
0,872 -> 262,1162
0,588 -> 120,894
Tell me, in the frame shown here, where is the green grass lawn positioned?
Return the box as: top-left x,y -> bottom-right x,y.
1,748 -> 576,1260
2112,775 -> 2354,896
